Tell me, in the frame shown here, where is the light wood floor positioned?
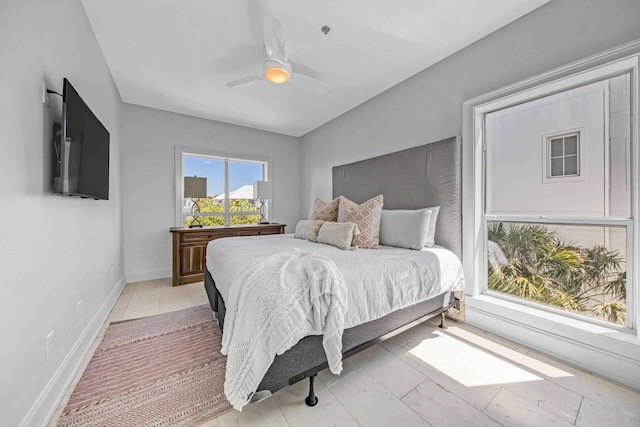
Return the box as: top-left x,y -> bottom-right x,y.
51,278 -> 640,426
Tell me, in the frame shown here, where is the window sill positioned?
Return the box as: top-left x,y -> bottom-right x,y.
467,293 -> 639,347
464,293 -> 640,390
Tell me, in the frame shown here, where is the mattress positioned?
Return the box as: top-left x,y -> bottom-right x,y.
206,234 -> 465,328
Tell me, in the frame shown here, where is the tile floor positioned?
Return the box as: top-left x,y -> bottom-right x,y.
51,278 -> 640,427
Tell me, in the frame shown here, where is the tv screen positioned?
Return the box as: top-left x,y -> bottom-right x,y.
53,78 -> 110,200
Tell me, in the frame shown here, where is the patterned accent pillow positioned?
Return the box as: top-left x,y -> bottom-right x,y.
309,197 -> 341,222
338,194 -> 384,249
316,221 -> 359,250
294,220 -> 325,242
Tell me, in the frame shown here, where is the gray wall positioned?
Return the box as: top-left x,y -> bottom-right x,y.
0,1 -> 124,425
300,0 -> 640,215
121,104 -> 301,282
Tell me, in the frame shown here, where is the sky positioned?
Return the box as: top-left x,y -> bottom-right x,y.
184,155 -> 264,197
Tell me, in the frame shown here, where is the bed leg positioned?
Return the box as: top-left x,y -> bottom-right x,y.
439,311 -> 448,329
305,374 -> 319,407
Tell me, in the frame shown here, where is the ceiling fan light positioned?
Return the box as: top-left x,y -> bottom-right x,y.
265,66 -> 290,84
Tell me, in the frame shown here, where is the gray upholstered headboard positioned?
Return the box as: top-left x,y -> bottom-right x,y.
332,136 -> 462,259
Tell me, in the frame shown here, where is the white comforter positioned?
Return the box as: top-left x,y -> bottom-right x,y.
207,234 -> 465,329
221,249 -> 347,410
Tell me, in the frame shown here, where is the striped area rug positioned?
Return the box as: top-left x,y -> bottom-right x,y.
57,305 -> 232,426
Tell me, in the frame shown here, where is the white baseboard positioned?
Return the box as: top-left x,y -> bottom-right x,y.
19,275 -> 126,427
125,268 -> 171,284
465,295 -> 640,391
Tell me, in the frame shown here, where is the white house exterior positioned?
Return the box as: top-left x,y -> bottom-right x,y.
485,74 -> 631,253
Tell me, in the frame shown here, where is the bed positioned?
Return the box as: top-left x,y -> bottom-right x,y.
204,136 -> 463,407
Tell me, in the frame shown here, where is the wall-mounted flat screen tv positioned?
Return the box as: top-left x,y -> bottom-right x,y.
53,78 -> 110,200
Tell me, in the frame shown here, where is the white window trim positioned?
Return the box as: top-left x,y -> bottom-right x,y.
174,146 -> 270,227
462,40 -> 640,390
541,128 -> 585,183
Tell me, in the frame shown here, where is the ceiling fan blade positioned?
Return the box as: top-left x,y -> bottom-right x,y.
290,73 -> 330,94
226,75 -> 263,88
263,14 -> 287,63
246,0 -> 269,44
213,44 -> 264,73
289,60 -> 323,81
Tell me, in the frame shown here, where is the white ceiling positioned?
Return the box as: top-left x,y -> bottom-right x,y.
81,0 -> 550,137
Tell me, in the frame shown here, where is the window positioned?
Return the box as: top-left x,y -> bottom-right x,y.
546,132 -> 580,178
464,47 -> 640,392
465,54 -> 638,333
177,151 -> 267,227
483,74 -> 632,327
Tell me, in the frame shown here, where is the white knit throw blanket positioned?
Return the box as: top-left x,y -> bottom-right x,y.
220,249 -> 347,410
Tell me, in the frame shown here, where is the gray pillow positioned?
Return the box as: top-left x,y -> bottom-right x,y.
294,220 -> 325,242
316,221 -> 359,250
379,209 -> 433,250
423,206 -> 440,247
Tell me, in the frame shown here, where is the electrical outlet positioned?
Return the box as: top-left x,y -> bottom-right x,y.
76,300 -> 82,323
45,330 -> 54,360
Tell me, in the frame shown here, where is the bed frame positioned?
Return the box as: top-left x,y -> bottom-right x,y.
204,136 -> 462,406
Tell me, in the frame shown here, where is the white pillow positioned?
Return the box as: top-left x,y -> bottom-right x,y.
423,206 -> 440,247
379,209 -> 433,250
316,221 -> 359,250
294,220 -> 324,242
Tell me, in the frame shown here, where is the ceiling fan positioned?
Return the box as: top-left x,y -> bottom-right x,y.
225,14 -> 329,93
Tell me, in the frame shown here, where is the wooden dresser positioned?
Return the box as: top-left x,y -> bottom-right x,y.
170,223 -> 286,286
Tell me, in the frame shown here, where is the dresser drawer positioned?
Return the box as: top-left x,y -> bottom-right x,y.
181,231 -> 234,243
236,228 -> 280,236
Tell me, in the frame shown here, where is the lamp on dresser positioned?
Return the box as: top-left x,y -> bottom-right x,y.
184,176 -> 207,228
253,180 -> 272,224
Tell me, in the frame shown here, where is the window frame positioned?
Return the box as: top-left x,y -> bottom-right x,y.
484,76 -> 633,328
463,53 -> 639,333
174,146 -> 270,227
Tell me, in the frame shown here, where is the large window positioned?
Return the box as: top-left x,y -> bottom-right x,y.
463,54 -> 639,335
463,47 -> 640,391
179,152 -> 267,227
484,74 -> 633,327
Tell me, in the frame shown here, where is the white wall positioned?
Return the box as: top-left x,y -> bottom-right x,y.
300,0 -> 640,216
486,82 -> 606,216
486,76 -> 630,220
609,73 -> 633,217
0,1 -> 124,426
121,104 -> 301,282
